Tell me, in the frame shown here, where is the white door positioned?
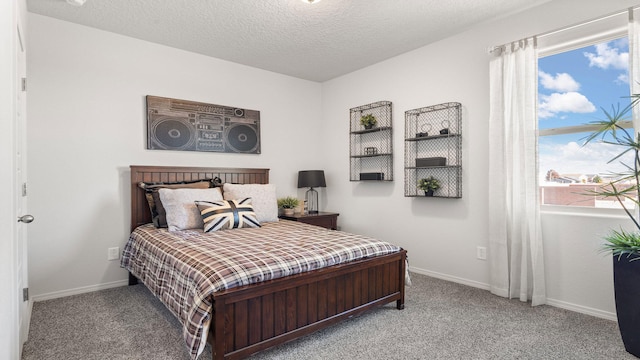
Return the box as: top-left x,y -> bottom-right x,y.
15,16 -> 31,352
1,1 -> 30,358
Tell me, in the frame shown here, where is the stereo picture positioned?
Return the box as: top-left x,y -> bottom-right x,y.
146,95 -> 261,154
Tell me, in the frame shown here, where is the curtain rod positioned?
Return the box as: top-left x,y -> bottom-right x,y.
487,5 -> 640,55
488,37 -> 536,55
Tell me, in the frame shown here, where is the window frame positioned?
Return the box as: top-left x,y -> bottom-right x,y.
537,16 -> 631,214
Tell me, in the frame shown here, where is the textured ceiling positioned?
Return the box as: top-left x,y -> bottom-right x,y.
27,0 -> 550,82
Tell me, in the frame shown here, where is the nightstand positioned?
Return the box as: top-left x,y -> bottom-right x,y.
279,211 -> 339,230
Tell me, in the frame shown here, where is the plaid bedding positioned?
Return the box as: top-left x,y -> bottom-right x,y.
120,220 -> 402,359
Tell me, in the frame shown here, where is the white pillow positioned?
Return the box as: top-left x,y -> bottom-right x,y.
222,183 -> 279,223
158,187 -> 223,231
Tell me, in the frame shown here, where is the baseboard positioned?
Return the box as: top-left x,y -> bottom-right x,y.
409,266 -> 617,322
30,270 -> 619,322
545,298 -> 617,322
409,266 -> 491,290
31,279 -> 128,302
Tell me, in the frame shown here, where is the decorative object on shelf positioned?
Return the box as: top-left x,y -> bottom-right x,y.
297,170 -> 326,214
416,157 -> 446,167
580,95 -> 640,357
360,114 -> 377,130
418,176 -> 441,196
416,124 -> 432,138
350,101 -> 393,181
439,120 -> 450,135
404,102 -> 462,198
277,196 -> 300,216
364,147 -> 378,155
360,172 -> 384,181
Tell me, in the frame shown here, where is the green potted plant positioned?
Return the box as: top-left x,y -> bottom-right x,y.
582,96 -> 640,357
417,176 -> 441,196
360,114 -> 377,130
277,196 -> 300,216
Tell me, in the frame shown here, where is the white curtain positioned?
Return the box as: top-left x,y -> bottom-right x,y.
488,37 -> 546,306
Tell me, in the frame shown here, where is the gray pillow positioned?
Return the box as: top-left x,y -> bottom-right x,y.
159,188 -> 224,231
222,183 -> 279,223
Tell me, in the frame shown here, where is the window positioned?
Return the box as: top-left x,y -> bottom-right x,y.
538,37 -> 633,208
536,10 -> 633,209
538,35 -> 633,208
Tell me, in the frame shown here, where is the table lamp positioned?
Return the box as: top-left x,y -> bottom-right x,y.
297,170 -> 326,214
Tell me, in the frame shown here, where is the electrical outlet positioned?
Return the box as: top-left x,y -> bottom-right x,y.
476,246 -> 487,260
108,247 -> 120,261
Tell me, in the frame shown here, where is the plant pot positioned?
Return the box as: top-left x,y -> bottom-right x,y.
613,254 -> 640,357
282,208 -> 295,216
364,124 -> 374,130
424,190 -> 434,197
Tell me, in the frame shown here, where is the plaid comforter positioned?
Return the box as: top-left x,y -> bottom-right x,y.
120,220 -> 402,359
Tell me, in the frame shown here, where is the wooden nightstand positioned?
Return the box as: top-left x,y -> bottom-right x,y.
279,211 -> 339,230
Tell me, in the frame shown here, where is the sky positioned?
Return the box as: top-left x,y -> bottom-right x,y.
538,37 -> 633,180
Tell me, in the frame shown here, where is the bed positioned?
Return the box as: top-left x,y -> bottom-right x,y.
124,165 -> 407,360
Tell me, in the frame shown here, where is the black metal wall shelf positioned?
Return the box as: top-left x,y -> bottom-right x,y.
351,153 -> 393,158
405,165 -> 462,170
405,133 -> 461,141
350,101 -> 393,181
404,102 -> 462,197
351,126 -> 392,135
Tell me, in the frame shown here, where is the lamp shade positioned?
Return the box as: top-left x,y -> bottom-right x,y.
297,170 -> 326,188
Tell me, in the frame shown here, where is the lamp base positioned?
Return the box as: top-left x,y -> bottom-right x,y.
305,187 -> 319,214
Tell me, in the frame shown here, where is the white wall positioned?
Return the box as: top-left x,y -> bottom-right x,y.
320,0 -> 639,319
27,0 -> 640,319
26,14 -> 323,299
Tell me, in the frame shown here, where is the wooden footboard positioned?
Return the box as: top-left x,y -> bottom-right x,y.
210,249 -> 406,360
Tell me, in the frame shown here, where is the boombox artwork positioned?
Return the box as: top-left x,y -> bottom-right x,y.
146,95 -> 260,154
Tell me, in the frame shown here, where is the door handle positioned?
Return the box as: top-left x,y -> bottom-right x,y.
17,215 -> 34,223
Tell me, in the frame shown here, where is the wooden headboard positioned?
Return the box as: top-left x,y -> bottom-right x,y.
130,165 -> 270,232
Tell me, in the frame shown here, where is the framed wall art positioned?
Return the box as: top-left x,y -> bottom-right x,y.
146,95 -> 261,154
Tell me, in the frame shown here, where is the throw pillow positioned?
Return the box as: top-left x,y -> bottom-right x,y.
195,198 -> 261,232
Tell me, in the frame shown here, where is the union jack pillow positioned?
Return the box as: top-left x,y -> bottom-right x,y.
195,198 -> 261,232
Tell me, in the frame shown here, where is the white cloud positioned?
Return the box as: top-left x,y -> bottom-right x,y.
539,71 -> 580,92
538,140 -> 634,179
538,92 -> 596,119
584,43 -> 628,70
616,73 -> 629,84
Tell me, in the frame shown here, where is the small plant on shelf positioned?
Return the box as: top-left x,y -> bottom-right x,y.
277,196 -> 300,216
360,114 -> 377,129
418,176 -> 441,196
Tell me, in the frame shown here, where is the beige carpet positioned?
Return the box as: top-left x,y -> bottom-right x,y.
22,273 -> 634,360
